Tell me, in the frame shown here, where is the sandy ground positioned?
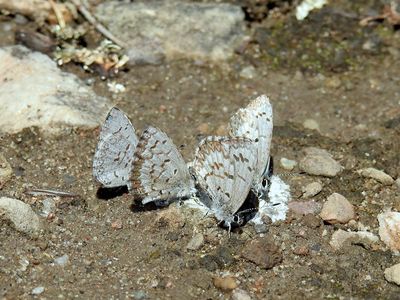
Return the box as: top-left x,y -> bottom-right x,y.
1,0 -> 400,299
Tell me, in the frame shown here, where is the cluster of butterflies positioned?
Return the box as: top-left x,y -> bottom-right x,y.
93,95 -> 274,229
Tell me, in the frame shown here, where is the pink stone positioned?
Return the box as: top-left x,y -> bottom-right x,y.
319,193 -> 355,224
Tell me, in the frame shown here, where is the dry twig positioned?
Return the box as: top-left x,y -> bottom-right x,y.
25,188 -> 79,198
69,0 -> 127,48
49,0 -> 66,28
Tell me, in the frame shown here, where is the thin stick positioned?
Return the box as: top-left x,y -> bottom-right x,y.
25,188 -> 79,198
69,0 -> 127,48
49,0 -> 66,28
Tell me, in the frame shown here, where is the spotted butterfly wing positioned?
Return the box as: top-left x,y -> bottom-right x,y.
93,107 -> 138,188
130,126 -> 195,205
229,95 -> 273,197
192,136 -> 257,226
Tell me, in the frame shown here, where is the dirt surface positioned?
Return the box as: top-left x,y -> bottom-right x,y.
1,0 -> 400,299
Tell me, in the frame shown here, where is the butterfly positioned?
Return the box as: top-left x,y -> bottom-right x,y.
191,136 -> 258,229
229,95 -> 273,199
93,107 -> 138,188
130,126 -> 196,205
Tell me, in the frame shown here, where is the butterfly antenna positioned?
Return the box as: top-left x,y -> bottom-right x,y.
236,207 -> 257,216
277,171 -> 306,178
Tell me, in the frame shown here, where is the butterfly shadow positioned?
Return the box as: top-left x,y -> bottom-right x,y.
129,202 -> 166,213
96,185 -> 129,201
129,197 -> 180,213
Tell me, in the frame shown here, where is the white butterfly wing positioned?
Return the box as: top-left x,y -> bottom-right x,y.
229,95 -> 273,194
193,136 -> 257,224
130,126 -> 195,204
93,107 -> 138,187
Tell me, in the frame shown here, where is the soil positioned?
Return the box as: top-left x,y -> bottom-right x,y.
1,0 -> 400,299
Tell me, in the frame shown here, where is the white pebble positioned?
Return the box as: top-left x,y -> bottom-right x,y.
54,254 -> 69,266
303,119 -> 320,131
232,288 -> 252,300
31,286 -> 44,295
239,66 -> 257,79
0,197 -> 41,236
280,158 -> 297,171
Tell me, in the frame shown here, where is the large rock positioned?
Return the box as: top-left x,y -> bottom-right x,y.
95,1 -> 246,64
378,211 -> 400,252
0,45 -> 111,134
0,197 -> 41,236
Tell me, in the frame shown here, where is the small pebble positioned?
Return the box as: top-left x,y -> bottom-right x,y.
395,178 -> 400,190
14,14 -> 29,25
40,198 -> 56,218
111,219 -> 123,229
384,263 -> 400,286
302,182 -> 323,198
131,290 -> 148,300
31,286 -> 44,295
0,154 -> 13,189
320,193 -> 355,224
302,214 -> 321,228
280,158 -> 297,171
158,104 -> 167,113
293,245 -> 309,256
378,211 -> 400,252
213,276 -> 237,291
241,237 -> 282,269
239,65 -> 257,79
325,77 -> 342,89
186,233 -> 204,251
357,168 -> 394,185
19,257 -> 30,272
85,78 -> 95,86
329,229 -> 379,251
231,288 -> 252,300
299,147 -> 342,177
303,119 -> 320,131
54,254 -> 69,266
107,81 -> 126,93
